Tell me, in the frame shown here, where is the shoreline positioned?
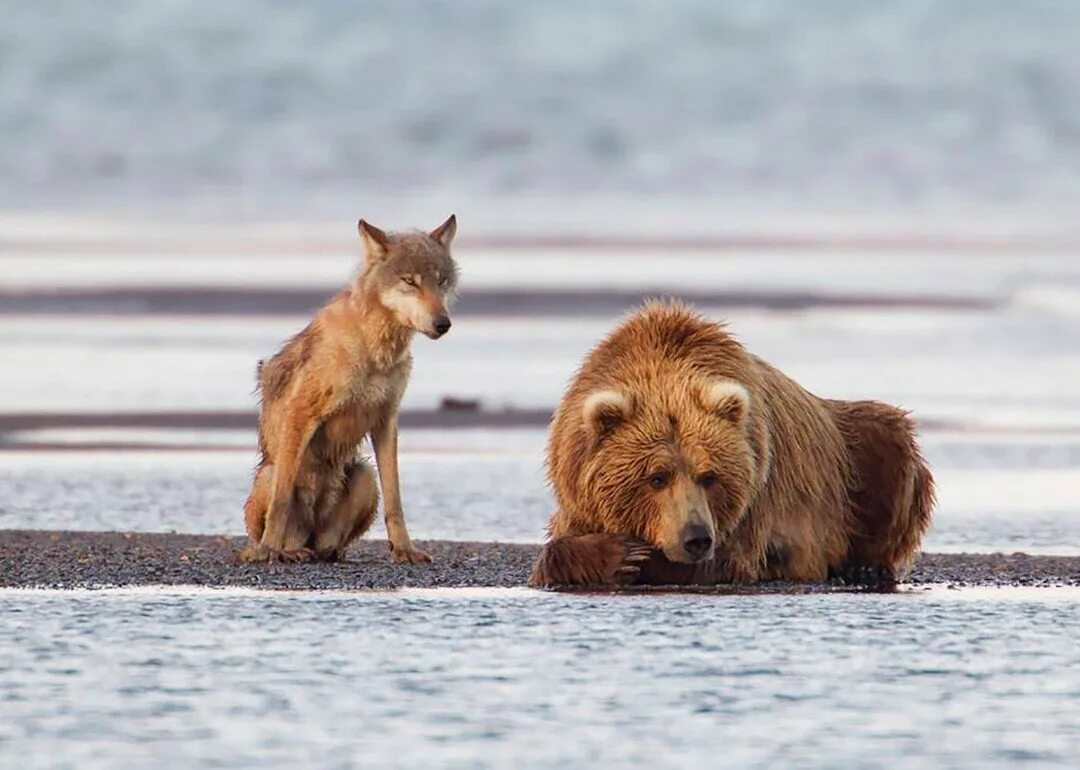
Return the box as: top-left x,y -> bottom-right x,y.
2,530 -> 1078,592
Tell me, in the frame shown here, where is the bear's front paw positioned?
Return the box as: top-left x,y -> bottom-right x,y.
528,533 -> 655,588
830,561 -> 897,591
613,536 -> 655,585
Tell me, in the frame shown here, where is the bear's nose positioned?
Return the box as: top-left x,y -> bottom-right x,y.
432,315 -> 452,337
682,524 -> 713,560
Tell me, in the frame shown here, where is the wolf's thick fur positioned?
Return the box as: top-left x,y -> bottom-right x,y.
238,216 -> 459,564
530,302 -> 934,587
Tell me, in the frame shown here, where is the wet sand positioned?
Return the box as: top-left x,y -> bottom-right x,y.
2,530 -> 1078,591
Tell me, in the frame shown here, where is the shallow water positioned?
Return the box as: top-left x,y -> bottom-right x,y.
4,428 -> 1080,555
1,587 -> 1078,769
3,242 -> 1079,767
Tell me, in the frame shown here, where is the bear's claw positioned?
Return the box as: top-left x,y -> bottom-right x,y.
831,562 -> 897,591
611,536 -> 654,585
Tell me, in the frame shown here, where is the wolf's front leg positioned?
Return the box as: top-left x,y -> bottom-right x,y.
371,416 -> 431,565
239,488 -> 316,563
528,534 -> 654,587
241,418 -> 319,563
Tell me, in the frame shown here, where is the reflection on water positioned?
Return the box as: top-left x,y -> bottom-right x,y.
2,588 -> 1078,769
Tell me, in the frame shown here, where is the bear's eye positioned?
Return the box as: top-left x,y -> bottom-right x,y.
648,471 -> 671,491
698,472 -> 719,489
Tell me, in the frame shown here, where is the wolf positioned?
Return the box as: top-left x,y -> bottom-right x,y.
238,215 -> 459,564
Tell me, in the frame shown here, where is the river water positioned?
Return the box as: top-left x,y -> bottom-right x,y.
2,586 -> 1078,769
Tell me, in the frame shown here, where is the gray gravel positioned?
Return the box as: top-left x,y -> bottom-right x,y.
2,530 -> 1078,591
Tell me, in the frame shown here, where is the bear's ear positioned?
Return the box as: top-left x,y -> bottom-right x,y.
582,389 -> 632,441
698,380 -> 749,424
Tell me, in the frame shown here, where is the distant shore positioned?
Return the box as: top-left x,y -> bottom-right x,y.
2,530 -> 1078,591
0,285 -> 994,317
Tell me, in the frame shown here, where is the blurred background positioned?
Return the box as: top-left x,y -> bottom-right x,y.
2,0 -> 1079,552
3,0 -> 1080,220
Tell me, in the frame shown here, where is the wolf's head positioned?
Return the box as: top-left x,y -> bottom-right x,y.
357,215 -> 460,339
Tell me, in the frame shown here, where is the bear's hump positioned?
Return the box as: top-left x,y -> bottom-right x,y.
577,301 -> 748,388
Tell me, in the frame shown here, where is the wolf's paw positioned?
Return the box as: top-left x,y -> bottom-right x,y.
235,545 -> 269,564
314,548 -> 344,563
235,545 -> 316,564
390,545 -> 433,565
277,547 -> 316,563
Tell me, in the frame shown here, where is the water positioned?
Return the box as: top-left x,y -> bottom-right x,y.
2,240 -> 1079,765
3,435 -> 1080,555
2,266 -> 1079,767
3,248 -> 1079,553
2,1 -> 1080,215
1,587 -> 1078,769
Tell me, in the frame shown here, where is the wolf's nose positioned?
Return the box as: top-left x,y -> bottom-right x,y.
433,316 -> 452,336
682,524 -> 713,560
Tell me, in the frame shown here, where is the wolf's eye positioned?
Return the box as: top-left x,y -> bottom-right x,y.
438,276 -> 450,289
698,472 -> 719,489
400,276 -> 418,288
648,471 -> 671,491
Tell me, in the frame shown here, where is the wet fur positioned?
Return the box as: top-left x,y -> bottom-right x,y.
530,302 -> 934,587
238,216 -> 459,564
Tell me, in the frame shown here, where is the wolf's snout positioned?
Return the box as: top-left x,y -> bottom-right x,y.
681,523 -> 713,561
432,315 -> 452,337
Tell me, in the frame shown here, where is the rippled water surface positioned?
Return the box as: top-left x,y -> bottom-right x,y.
2,588 -> 1078,769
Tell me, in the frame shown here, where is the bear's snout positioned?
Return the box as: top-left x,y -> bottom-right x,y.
681,523 -> 714,561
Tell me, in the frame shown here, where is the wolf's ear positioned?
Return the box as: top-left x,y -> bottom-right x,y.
358,219 -> 390,261
582,389 -> 632,441
430,214 -> 457,248
698,380 -> 749,424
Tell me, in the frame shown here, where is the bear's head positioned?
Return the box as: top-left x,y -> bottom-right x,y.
572,378 -> 755,564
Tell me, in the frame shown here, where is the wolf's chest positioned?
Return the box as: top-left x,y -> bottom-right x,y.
316,407 -> 370,453
341,369 -> 401,411
311,371 -> 401,465
361,372 -> 396,405
344,352 -> 410,407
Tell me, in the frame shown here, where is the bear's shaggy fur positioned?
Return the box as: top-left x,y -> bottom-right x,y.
530,302 -> 934,587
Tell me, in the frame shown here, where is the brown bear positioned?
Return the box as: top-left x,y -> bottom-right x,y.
529,301 -> 934,588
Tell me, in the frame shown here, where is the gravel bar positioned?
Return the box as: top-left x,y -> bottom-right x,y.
2,530 -> 1079,592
